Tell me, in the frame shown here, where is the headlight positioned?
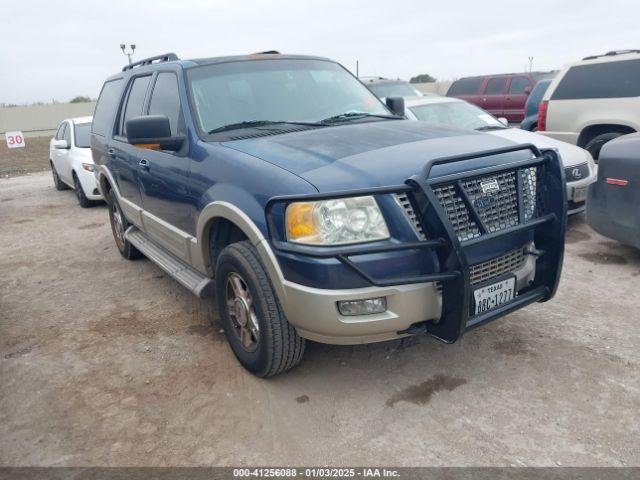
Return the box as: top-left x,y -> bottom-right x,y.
82,163 -> 95,172
285,195 -> 389,245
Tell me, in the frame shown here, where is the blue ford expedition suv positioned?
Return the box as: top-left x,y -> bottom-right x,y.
91,52 -> 567,376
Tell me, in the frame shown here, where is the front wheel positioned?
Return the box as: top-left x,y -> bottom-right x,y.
73,173 -> 94,208
215,241 -> 305,377
107,189 -> 141,260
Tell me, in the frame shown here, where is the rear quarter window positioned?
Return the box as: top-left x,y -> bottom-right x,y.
92,79 -> 124,137
551,58 -> 640,100
447,77 -> 483,96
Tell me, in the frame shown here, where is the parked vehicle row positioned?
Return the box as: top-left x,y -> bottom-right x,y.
446,71 -> 555,123
48,49 -> 637,377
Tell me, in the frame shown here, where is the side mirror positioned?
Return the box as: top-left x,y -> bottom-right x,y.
523,85 -> 533,95
126,115 -> 184,152
385,96 -> 405,116
53,139 -> 69,149
497,117 -> 509,127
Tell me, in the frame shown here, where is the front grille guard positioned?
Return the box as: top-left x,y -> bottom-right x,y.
265,144 -> 567,343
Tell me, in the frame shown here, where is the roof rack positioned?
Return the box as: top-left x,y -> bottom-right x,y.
122,53 -> 179,71
252,50 -> 280,55
583,50 -> 640,60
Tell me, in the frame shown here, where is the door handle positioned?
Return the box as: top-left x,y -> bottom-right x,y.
107,148 -> 116,158
138,159 -> 150,171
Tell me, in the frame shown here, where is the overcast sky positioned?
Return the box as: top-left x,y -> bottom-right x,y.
1,0 -> 638,104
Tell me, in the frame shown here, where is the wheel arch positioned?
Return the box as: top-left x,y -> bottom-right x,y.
195,201 -> 287,299
577,123 -> 636,148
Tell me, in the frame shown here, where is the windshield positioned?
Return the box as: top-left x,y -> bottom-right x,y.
74,123 -> 92,148
367,81 -> 420,99
186,59 -> 389,135
409,101 -> 505,130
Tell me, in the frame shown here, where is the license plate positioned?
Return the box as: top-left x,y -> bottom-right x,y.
473,276 -> 516,315
573,186 -> 587,203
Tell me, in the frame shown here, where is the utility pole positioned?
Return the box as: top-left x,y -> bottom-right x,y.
120,44 -> 136,64
528,56 -> 534,72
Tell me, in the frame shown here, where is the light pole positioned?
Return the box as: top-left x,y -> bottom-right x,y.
528,56 -> 534,72
120,44 -> 136,64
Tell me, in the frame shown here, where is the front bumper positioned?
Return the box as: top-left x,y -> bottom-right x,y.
566,167 -> 597,214
266,144 -> 567,345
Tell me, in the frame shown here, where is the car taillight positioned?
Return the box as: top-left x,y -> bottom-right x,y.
538,100 -> 548,131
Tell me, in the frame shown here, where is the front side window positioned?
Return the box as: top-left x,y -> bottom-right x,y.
410,101 -> 504,130
186,59 -> 388,135
120,75 -> 152,136
552,58 -> 640,100
485,78 -> 507,95
93,79 -> 124,137
148,73 -> 184,136
63,123 -> 71,144
74,123 -> 92,148
509,77 -> 531,94
55,123 -> 66,140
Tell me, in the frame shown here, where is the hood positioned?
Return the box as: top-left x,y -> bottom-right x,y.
222,121 -> 534,191
487,128 -> 592,168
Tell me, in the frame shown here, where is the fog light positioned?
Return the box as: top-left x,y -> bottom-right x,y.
337,297 -> 387,316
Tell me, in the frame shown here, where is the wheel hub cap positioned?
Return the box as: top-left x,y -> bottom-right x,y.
225,273 -> 260,352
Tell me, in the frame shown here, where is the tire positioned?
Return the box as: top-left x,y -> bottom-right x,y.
215,241 -> 305,377
51,161 -> 68,191
73,172 -> 94,208
584,132 -> 624,161
107,189 -> 142,260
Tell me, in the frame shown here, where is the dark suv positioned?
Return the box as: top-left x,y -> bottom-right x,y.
91,52 -> 566,376
447,72 -> 554,123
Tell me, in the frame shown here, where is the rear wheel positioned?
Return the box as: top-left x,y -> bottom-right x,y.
50,161 -> 68,191
107,189 -> 141,260
73,172 -> 94,208
215,241 -> 305,377
584,132 -> 624,161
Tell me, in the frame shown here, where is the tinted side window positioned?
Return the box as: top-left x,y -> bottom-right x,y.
509,77 -> 531,94
148,73 -> 184,136
121,75 -> 152,135
447,77 -> 483,96
552,59 -> 640,100
485,78 -> 507,94
93,79 -> 124,137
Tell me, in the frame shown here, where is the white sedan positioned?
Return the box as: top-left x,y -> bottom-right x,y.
49,116 -> 102,207
404,96 -> 597,214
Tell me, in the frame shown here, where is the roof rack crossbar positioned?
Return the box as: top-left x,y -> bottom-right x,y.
252,50 -> 280,55
122,52 -> 179,71
582,50 -> 640,60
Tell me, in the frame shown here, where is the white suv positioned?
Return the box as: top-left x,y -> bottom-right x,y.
538,50 -> 640,160
49,116 -> 102,207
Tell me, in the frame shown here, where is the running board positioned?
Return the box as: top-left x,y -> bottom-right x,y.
125,227 -> 214,299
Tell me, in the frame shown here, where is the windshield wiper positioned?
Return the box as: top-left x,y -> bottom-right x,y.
208,120 -> 323,135
320,112 -> 404,124
475,125 -> 507,131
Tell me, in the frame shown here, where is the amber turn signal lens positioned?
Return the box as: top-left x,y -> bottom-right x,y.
286,202 -> 318,240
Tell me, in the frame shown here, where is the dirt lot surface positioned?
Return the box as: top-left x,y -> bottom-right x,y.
1,172 -> 639,467
0,137 -> 51,177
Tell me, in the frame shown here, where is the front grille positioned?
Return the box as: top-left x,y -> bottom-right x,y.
469,246 -> 527,285
564,162 -> 590,182
433,166 -> 544,242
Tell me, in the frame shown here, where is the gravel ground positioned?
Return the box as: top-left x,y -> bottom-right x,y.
1,172 -> 639,467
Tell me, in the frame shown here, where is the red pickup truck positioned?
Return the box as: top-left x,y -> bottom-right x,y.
447,72 -> 553,123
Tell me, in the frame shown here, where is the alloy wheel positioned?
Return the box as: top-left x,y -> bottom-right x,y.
225,272 -> 260,352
